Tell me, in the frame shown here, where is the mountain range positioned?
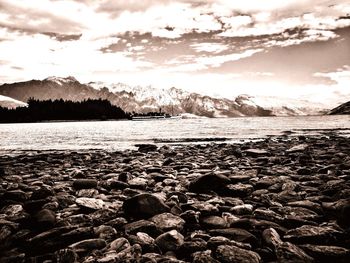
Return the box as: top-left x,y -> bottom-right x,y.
0,76 -> 341,117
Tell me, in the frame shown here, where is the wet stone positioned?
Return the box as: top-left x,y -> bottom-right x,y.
69,238 -> 107,254
124,220 -> 159,237
76,197 -> 106,211
34,209 -> 56,229
200,216 -> 228,229
274,241 -> 314,263
122,193 -> 170,219
300,244 -> 350,263
221,183 -> 254,197
72,179 -> 98,190
155,230 -> 184,252
55,248 -> 78,263
30,187 -> 53,200
244,149 -> 269,157
192,250 -> 220,263
3,190 -> 28,202
209,228 -> 259,247
188,173 -> 231,193
150,213 -> 185,232
284,225 -> 345,245
215,245 -> 261,263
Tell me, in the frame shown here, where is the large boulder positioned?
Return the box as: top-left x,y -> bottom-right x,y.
188,173 -> 231,193
122,194 -> 170,219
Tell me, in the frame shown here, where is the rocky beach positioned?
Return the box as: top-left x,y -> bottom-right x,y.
0,134 -> 349,263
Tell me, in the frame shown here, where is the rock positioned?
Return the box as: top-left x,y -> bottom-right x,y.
55,248 -> 78,263
214,245 -> 261,263
0,253 -> 26,263
23,199 -> 48,214
207,236 -> 251,251
155,230 -> 184,252
275,242 -> 314,263
124,220 -> 159,237
94,225 -> 117,241
300,244 -> 350,263
188,173 -> 231,193
76,197 -> 106,211
221,183 -> 254,197
209,228 -> 259,247
150,213 -> 185,231
287,200 -> 323,214
122,194 -> 170,219
2,204 -> 24,217
109,237 -> 130,253
286,144 -> 309,153
3,190 -> 28,202
77,189 -> 98,197
244,149 -> 269,157
107,179 -> 129,190
69,238 -> 106,254
322,199 -> 350,228
177,238 -> 207,258
26,226 -> 95,255
262,228 -> 282,249
130,232 -> 156,252
72,179 -> 98,190
200,216 -> 228,229
192,250 -> 220,263
0,166 -> 5,176
128,177 -> 148,190
231,219 -> 287,235
135,144 -> 158,152
30,187 -> 53,200
230,204 -> 253,215
284,225 -> 344,245
34,209 -> 56,229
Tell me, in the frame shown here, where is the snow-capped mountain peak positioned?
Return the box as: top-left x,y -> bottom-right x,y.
88,82 -> 188,106
45,76 -> 78,85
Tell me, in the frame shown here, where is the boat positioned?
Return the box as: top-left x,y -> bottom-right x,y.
130,107 -> 181,121
131,114 -> 181,121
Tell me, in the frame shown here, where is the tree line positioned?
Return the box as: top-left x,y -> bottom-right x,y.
0,98 -> 130,123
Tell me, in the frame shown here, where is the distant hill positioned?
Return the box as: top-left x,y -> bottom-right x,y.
0,95 -> 27,109
0,76 -> 326,118
328,101 -> 350,115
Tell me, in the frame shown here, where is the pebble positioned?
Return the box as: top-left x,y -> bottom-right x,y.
0,135 -> 349,262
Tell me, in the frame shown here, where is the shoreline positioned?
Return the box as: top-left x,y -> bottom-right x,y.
0,113 -> 348,125
0,134 -> 349,262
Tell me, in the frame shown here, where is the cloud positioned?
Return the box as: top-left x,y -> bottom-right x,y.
314,65 -> 350,86
190,42 -> 229,53
0,0 -> 350,107
0,0 -> 84,35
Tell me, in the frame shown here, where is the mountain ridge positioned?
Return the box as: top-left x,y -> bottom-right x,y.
328,100 -> 350,115
0,76 -> 328,117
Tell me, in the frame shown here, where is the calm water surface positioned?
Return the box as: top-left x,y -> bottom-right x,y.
0,115 -> 349,152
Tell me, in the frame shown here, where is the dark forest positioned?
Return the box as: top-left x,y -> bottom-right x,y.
0,98 -> 129,123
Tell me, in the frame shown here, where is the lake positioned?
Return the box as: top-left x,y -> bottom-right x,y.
0,115 -> 349,152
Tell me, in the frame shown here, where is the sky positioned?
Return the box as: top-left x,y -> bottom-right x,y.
0,0 -> 349,106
